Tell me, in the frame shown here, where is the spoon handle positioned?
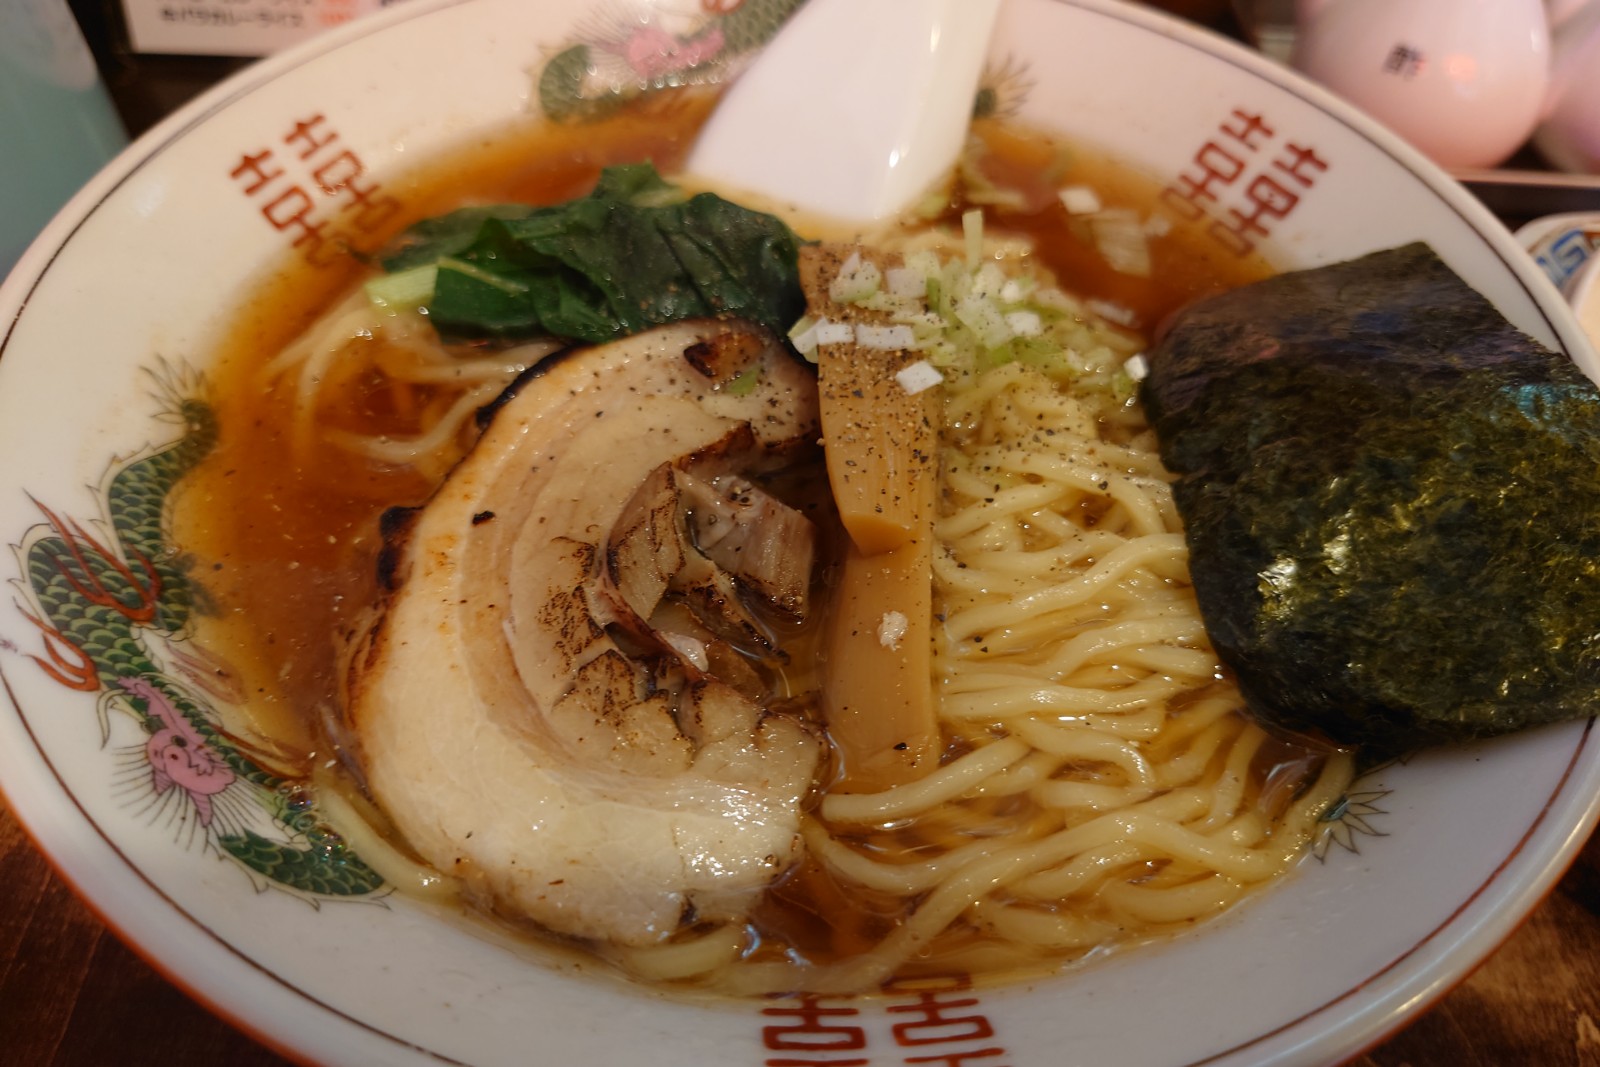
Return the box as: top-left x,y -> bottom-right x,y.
687,0 -> 1000,223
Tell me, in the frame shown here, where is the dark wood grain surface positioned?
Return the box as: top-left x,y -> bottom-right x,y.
3,793 -> 1598,1066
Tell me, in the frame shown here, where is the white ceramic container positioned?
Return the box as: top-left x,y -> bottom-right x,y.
1,2 -> 1597,1065
1290,0 -> 1552,169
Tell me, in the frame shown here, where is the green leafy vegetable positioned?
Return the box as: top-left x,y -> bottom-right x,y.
1143,242 -> 1600,752
376,164 -> 805,345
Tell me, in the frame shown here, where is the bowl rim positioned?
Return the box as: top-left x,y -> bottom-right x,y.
2,2 -> 1598,1066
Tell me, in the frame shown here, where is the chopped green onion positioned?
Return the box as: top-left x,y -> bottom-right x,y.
1090,208 -> 1152,278
856,324 -> 918,350
1006,310 -> 1043,337
904,249 -> 942,282
829,251 -> 882,304
953,292 -> 1014,350
971,262 -> 1007,300
789,313 -> 820,360
885,266 -> 924,298
1085,297 -> 1137,327
1058,185 -> 1102,215
724,364 -> 763,396
895,360 -> 944,394
365,264 -> 438,310
816,321 -> 855,345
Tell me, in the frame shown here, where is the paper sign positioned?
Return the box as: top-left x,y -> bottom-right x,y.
121,0 -> 402,57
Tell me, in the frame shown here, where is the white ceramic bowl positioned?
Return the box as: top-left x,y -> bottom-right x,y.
2,2 -> 1598,1065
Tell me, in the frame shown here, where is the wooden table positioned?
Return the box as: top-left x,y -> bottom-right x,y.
2,792 -> 1597,1065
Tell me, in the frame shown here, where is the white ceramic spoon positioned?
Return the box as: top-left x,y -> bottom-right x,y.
687,0 -> 1002,224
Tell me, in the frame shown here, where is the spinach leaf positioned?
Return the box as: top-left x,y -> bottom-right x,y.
377,163 -> 805,344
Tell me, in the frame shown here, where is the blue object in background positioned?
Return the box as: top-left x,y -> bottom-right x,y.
1,0 -> 127,281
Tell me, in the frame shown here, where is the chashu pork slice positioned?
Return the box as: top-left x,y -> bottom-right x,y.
343,319 -> 824,947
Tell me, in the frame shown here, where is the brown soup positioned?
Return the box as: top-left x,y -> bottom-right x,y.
173,94 -> 1298,991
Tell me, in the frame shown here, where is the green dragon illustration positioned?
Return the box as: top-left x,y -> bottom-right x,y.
16,371 -> 383,899
537,0 -> 807,122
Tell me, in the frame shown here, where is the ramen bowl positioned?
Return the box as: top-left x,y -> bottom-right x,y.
1,1 -> 1597,1065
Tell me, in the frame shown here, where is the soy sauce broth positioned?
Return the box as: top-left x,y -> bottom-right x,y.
174,96 -> 1273,890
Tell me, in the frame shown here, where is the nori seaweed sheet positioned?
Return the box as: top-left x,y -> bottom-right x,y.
1142,242 -> 1600,752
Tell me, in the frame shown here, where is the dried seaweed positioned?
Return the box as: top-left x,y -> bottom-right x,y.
1144,242 -> 1600,751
